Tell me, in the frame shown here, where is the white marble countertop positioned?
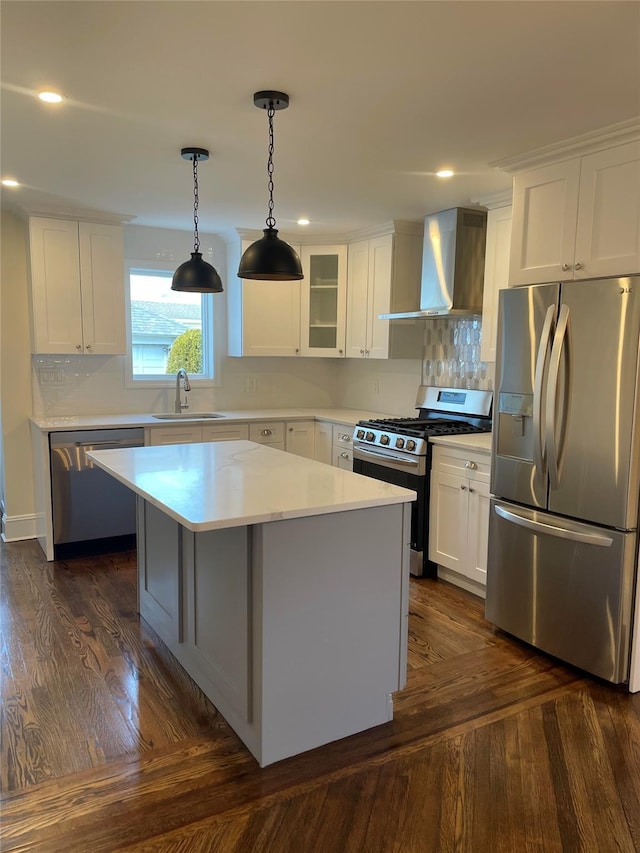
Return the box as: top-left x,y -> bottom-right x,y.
88,440 -> 416,532
429,432 -> 493,453
30,407 -> 395,433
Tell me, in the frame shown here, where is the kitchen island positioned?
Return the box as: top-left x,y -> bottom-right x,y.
88,440 -> 415,767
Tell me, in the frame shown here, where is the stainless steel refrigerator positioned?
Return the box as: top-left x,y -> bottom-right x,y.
486,275 -> 640,683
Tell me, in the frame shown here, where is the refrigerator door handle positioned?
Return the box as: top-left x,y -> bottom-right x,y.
494,504 -> 614,547
533,304 -> 556,477
545,303 -> 571,490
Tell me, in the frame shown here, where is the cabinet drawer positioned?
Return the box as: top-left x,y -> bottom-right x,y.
249,422 -> 285,444
334,446 -> 353,469
431,446 -> 490,483
202,423 -> 249,442
332,425 -> 354,448
148,426 -> 202,446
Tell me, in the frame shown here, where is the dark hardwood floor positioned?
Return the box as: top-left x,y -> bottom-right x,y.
1,538 -> 639,852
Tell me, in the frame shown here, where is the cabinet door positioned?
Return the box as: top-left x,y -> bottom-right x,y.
345,240 -> 369,358
366,234 -> 393,359
574,141 -> 640,280
465,479 -> 491,585
428,469 -> 468,571
285,421 -> 316,459
240,278 -> 301,356
29,217 -> 84,354
78,222 -> 126,354
480,206 -> 512,363
300,245 -> 347,357
314,422 -> 333,465
510,160 -> 580,285
148,426 -> 203,446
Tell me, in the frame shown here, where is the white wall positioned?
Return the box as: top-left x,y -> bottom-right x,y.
1,210 -> 36,539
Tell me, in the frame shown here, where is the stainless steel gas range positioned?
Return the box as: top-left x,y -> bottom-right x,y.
352,386 -> 492,577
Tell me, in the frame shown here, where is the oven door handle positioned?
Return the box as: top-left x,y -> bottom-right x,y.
354,446 -> 422,468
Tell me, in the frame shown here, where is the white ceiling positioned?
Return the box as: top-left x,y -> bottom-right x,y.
2,1 -> 639,240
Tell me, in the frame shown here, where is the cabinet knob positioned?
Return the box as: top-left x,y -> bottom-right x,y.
469,487 -> 476,494
76,344 -> 82,350
85,344 -> 92,351
360,349 -> 365,355
365,350 -> 370,356
464,460 -> 477,469
461,485 -> 467,491
574,261 -> 583,270
295,348 -> 300,354
340,452 -> 350,459
288,427 -> 293,432
341,434 -> 351,442
339,349 -> 343,354
562,263 -> 571,271
261,429 -> 272,436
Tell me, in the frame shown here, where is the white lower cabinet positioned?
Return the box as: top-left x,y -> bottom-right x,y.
332,425 -> 353,469
285,421 -> 315,459
314,421 -> 333,465
249,422 -> 286,451
148,423 -> 249,446
428,445 -> 491,596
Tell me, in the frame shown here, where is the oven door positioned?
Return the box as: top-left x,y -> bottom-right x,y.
353,445 -> 428,577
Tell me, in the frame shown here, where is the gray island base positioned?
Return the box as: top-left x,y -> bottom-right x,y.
88,440 -> 414,766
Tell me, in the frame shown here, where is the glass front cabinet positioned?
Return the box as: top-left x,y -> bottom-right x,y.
299,245 -> 347,357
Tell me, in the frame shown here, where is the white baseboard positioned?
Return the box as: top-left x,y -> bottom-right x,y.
1,512 -> 38,542
437,565 -> 486,600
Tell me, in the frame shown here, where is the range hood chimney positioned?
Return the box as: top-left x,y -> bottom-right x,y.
380,207 -> 487,319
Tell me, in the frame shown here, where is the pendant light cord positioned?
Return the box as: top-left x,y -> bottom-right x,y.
192,155 -> 201,253
266,102 -> 276,229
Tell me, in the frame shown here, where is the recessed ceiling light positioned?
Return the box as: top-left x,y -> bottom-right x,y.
297,218 -> 310,226
38,91 -> 64,104
436,169 -> 454,178
2,179 -> 19,187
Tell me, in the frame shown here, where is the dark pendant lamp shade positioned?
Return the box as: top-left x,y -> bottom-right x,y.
238,228 -> 303,280
172,147 -> 223,294
238,91 -> 304,282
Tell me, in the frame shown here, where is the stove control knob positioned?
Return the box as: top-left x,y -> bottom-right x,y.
356,429 -> 365,439
395,438 -> 405,449
366,431 -> 375,442
380,434 -> 390,446
406,439 -> 417,452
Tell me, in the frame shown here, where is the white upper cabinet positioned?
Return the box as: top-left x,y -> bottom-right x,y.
29,217 -> 125,355
299,245 -> 347,357
480,204 -> 512,363
345,223 -> 424,360
509,140 -> 640,285
229,240 -> 302,357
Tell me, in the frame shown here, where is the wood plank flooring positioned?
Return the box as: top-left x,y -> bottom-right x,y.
1,539 -> 639,851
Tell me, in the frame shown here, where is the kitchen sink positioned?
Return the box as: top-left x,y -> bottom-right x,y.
152,413 -> 225,420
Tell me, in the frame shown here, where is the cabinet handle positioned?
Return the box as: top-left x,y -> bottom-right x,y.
461,485 -> 467,491
76,344 -> 82,350
574,261 -> 583,270
341,434 -> 351,442
562,263 -> 571,271
464,460 -> 477,469
340,452 -> 350,459
261,429 -> 272,436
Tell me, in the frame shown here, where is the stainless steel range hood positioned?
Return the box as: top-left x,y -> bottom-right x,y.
380,207 -> 487,319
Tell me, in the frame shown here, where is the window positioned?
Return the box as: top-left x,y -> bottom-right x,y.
125,265 -> 216,384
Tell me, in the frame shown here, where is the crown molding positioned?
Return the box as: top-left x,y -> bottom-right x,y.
234,218 -> 424,246
492,117 -> 640,174
471,188 -> 512,209
18,202 -> 136,225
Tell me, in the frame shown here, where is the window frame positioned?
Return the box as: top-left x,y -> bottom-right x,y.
124,259 -> 221,388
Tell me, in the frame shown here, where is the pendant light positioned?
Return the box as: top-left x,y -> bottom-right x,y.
171,147 -> 223,293
238,91 -> 303,281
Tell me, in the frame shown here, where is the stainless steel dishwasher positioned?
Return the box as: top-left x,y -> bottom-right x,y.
50,428 -> 145,548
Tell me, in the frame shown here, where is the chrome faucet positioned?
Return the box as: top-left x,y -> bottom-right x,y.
174,368 -> 191,413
